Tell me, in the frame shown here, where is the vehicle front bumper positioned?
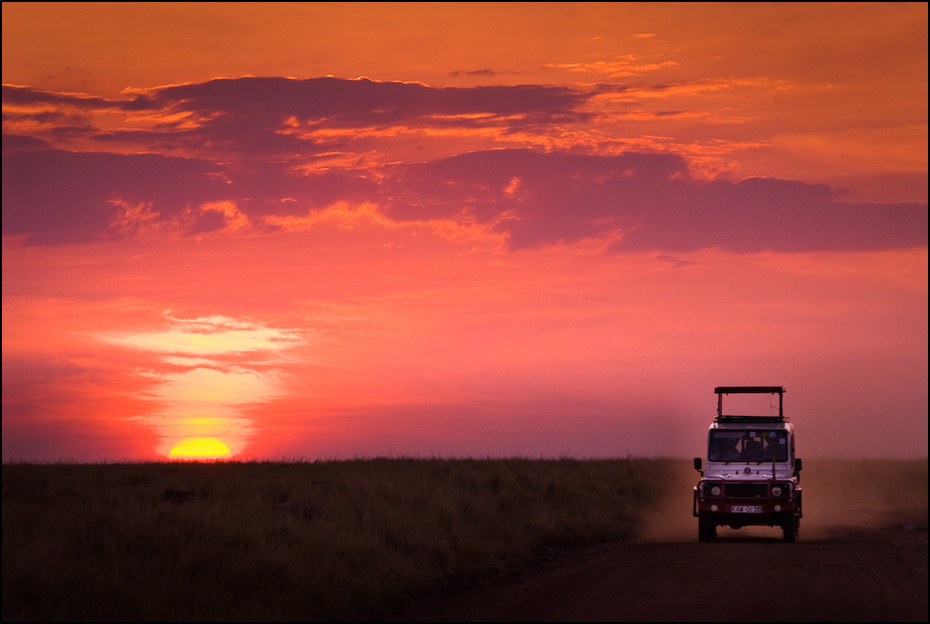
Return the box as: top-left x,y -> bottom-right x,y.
693,488 -> 802,526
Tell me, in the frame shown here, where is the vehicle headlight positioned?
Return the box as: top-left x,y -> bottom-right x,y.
771,482 -> 791,497
702,482 -> 722,497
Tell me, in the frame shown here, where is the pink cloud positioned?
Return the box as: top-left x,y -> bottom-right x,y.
5,142 -> 924,251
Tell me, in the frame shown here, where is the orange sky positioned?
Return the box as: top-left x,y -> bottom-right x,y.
2,3 -> 927,461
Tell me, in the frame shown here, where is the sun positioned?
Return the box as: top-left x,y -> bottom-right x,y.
168,437 -> 232,460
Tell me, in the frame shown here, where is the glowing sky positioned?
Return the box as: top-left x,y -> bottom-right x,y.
3,3 -> 927,461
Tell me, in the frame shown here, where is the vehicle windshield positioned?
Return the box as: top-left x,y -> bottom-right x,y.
708,430 -> 788,462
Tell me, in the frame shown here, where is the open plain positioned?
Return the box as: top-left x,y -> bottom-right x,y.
3,458 -> 926,622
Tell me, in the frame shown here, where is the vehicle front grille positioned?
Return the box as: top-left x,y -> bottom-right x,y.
725,483 -> 769,498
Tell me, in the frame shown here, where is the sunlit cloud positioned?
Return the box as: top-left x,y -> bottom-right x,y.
163,355 -> 217,367
263,200 -> 508,249
109,326 -> 296,355
264,201 -> 392,232
152,367 -> 276,404
546,57 -> 680,78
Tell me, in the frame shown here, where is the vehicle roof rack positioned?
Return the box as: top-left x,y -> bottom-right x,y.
715,386 -> 785,395
714,386 -> 785,422
714,415 -> 785,424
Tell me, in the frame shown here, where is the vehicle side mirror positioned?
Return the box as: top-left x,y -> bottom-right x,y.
794,458 -> 802,472
693,457 -> 702,471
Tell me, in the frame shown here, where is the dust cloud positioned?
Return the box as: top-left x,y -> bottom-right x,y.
637,460 -> 701,542
637,458 -> 928,543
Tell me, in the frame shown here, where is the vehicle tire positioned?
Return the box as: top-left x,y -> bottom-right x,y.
782,515 -> 796,542
698,513 -> 716,542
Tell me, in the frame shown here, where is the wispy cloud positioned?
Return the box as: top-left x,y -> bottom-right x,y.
546,56 -> 680,78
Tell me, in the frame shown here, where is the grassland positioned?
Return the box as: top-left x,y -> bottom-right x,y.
4,457 -> 926,621
3,457 -> 676,621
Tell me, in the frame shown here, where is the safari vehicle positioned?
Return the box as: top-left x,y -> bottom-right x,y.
693,386 -> 802,542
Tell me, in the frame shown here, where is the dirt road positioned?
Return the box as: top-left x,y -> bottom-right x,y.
410,510 -> 926,622
477,515 -> 926,621
408,463 -> 927,622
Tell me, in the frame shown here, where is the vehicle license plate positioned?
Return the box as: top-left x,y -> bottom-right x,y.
731,505 -> 763,513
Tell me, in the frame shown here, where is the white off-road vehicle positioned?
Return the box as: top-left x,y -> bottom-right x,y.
693,386 -> 802,542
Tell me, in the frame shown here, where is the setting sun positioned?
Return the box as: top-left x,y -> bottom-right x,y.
168,438 -> 232,460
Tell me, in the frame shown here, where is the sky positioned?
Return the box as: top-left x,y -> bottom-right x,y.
2,2 -> 927,462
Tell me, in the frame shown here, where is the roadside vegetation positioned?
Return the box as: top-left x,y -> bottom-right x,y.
2,457 -> 675,621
